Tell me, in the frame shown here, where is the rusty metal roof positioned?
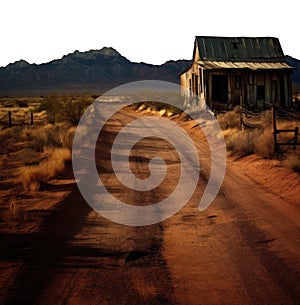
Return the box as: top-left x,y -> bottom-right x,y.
196,36 -> 287,63
196,60 -> 293,70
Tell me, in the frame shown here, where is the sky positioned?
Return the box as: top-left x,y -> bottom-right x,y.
0,0 -> 298,67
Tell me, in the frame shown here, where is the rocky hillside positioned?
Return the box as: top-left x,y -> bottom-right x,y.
0,47 -> 191,96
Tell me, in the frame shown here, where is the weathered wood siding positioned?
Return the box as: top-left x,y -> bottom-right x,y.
180,66 -> 292,110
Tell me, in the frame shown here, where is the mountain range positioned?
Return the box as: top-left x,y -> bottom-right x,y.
0,47 -> 299,97
0,47 -> 191,96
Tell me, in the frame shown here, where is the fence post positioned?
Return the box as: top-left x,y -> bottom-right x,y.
8,111 -> 12,127
294,127 -> 299,151
30,111 -> 34,125
271,105 -> 277,153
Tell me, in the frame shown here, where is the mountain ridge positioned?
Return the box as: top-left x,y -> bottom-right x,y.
0,47 -> 192,96
0,47 -> 299,97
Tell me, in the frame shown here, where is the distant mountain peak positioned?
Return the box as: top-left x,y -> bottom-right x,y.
6,59 -> 30,69
68,47 -> 121,58
98,47 -> 121,57
59,47 -> 123,63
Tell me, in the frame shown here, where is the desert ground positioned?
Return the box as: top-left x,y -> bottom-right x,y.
0,103 -> 299,305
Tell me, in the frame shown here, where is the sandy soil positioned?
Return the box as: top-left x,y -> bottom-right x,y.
0,108 -> 299,304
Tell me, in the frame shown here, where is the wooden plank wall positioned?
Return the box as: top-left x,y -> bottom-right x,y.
180,67 -> 292,110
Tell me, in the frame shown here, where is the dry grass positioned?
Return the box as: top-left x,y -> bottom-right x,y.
282,154 -> 300,172
14,148 -> 40,165
18,148 -> 71,191
225,129 -> 255,157
253,128 -> 275,159
220,109 -> 299,169
1,119 -> 75,194
217,107 -> 241,130
225,127 -> 276,159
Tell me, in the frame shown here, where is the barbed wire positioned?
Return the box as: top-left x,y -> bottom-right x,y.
240,108 -> 261,117
11,112 -> 31,118
240,113 -> 264,129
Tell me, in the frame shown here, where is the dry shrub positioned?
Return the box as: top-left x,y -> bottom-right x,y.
44,125 -> 63,147
225,127 -> 275,159
0,127 -> 22,152
225,129 -> 255,157
29,128 -> 47,152
61,126 -> 75,150
260,110 -> 272,128
222,128 -> 238,139
282,154 -> 300,172
19,147 -> 71,191
253,128 -> 275,159
9,126 -> 23,141
217,110 -> 241,130
14,148 -> 40,165
28,124 -> 73,152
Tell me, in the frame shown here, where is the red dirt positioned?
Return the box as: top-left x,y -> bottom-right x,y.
0,108 -> 299,305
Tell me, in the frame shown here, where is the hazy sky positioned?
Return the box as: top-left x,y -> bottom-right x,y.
1,0 -> 298,67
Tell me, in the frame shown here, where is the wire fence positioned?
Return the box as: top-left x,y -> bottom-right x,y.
0,110 -> 46,127
240,103 -> 300,153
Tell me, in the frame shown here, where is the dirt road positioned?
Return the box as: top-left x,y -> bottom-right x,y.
1,109 -> 299,304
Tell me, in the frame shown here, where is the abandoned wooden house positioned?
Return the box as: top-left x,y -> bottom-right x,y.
180,36 -> 294,111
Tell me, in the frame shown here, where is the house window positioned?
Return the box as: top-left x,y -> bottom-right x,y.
257,85 -> 265,100
235,75 -> 242,89
233,42 -> 238,50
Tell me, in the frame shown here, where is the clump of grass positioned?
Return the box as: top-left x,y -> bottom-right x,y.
0,127 -> 19,152
225,129 -> 255,157
253,129 -> 275,159
282,154 -> 300,172
27,124 -> 73,152
225,127 -> 276,159
14,148 -> 40,165
220,109 -> 299,171
19,148 -> 71,191
44,125 -> 63,148
217,108 -> 241,130
61,126 -> 75,150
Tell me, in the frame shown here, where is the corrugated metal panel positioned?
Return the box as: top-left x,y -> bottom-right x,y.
196,36 -> 285,62
197,61 -> 293,70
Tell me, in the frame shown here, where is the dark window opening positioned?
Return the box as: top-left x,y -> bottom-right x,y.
233,42 -> 238,50
195,75 -> 199,95
212,74 -> 228,103
257,85 -> 265,100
